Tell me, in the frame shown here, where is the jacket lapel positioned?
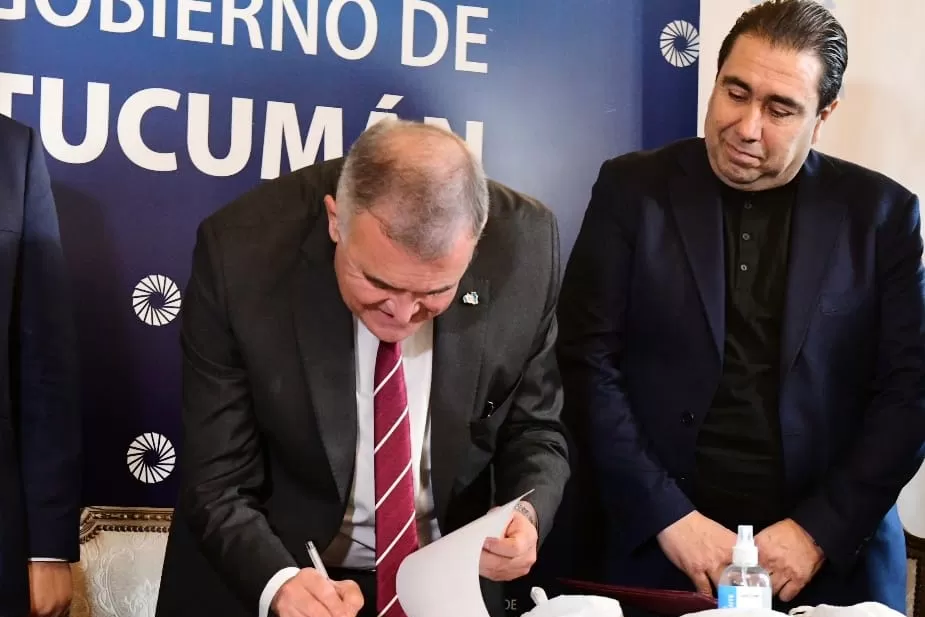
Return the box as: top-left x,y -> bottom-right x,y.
291,223 -> 357,505
429,270 -> 490,526
670,144 -> 725,359
780,151 -> 844,376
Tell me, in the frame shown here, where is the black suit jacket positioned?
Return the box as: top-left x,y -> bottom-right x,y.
156,159 -> 570,617
0,116 -> 81,616
557,138 -> 925,610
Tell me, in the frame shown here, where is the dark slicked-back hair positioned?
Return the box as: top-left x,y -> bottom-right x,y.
718,0 -> 847,112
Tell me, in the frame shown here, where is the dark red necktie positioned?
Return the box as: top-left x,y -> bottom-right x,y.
373,341 -> 418,617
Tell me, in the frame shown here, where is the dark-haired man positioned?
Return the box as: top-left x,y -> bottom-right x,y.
558,0 -> 925,609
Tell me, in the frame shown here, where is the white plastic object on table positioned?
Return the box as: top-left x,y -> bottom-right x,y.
519,586 -> 624,617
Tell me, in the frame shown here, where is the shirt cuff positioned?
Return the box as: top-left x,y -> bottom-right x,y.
259,567 -> 300,617
29,558 -> 68,562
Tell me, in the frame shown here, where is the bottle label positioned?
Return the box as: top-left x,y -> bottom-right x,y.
717,585 -> 771,609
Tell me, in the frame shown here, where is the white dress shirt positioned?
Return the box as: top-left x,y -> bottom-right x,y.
259,318 -> 439,617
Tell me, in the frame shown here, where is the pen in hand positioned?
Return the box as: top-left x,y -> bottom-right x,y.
305,541 -> 329,579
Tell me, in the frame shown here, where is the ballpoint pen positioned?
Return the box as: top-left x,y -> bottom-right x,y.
305,541 -> 329,579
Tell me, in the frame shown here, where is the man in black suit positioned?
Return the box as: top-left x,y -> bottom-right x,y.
155,119 -> 570,617
0,115 -> 81,617
558,0 -> 925,611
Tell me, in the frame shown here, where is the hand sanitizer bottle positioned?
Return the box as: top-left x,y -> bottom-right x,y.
717,525 -> 772,609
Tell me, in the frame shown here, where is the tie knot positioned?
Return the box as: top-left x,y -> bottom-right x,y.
377,341 -> 400,362
375,341 -> 402,384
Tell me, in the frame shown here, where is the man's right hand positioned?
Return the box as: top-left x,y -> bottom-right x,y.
271,568 -> 364,617
656,511 -> 737,596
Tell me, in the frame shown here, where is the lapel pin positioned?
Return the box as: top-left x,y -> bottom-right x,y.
462,291 -> 479,305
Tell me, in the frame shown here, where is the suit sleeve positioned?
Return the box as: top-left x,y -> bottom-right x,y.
17,128 -> 81,561
178,221 -> 297,611
492,209 -> 571,543
556,162 -> 694,553
791,192 -> 925,569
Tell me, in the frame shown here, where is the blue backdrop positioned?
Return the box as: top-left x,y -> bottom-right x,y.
1,0 -> 699,610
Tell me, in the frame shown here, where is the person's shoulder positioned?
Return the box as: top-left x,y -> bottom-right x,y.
813,149 -> 915,204
202,158 -> 344,233
486,179 -> 555,229
0,115 -> 36,163
597,137 -> 701,186
479,181 -> 558,293
484,180 -> 561,258
0,114 -> 32,143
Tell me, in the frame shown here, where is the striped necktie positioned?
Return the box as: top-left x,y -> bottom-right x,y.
373,340 -> 418,617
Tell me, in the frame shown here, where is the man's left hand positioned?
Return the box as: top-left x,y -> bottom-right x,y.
28,561 -> 73,617
755,519 -> 824,602
479,502 -> 538,581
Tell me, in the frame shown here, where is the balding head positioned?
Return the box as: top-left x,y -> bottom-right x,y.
333,119 -> 489,260
324,120 -> 487,342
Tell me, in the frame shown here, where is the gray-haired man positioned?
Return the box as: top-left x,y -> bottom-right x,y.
155,120 -> 570,617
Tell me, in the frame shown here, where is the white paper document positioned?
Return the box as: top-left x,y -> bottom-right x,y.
395,491 -> 533,617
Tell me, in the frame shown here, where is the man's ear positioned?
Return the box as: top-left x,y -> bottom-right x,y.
812,98 -> 839,145
324,195 -> 341,243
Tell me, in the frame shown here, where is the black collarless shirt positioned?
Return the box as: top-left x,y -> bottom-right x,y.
693,174 -> 799,530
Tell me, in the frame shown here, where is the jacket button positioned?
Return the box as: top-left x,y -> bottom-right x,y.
681,411 -> 694,426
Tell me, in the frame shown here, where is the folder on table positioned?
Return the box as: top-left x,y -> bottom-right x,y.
558,578 -> 718,616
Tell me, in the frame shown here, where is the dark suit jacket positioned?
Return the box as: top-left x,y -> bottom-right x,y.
155,158 -> 570,617
0,116 -> 81,616
557,138 -> 925,610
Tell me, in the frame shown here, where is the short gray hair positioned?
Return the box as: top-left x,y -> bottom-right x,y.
335,119 -> 489,260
